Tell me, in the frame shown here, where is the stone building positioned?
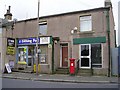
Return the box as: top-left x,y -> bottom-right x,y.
1,0 -> 115,76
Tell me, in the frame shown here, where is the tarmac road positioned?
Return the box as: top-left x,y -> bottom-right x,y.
2,78 -> 119,88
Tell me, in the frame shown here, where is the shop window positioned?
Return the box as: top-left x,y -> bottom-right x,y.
91,44 -> 102,68
39,22 -> 47,35
80,15 -> 92,32
81,45 -> 89,56
38,45 -> 48,64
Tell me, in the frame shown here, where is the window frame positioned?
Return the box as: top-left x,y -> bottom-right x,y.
91,43 -> 103,68
80,15 -> 92,32
79,43 -> 103,69
39,21 -> 47,35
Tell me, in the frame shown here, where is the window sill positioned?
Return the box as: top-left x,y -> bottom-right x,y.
79,31 -> 95,34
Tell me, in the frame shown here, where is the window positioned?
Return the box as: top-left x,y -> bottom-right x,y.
38,45 -> 48,64
39,22 -> 47,35
91,44 -> 102,68
80,16 -> 92,32
81,45 -> 89,56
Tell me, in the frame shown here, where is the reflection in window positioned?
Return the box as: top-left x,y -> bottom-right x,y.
81,58 -> 89,67
38,45 -> 48,64
91,44 -> 102,68
81,45 -> 89,56
39,22 -> 47,35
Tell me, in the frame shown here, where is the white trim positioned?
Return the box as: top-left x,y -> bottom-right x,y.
79,43 -> 103,69
60,46 -> 62,67
79,44 -> 91,68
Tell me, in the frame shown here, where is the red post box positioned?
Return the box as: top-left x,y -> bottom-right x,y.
69,58 -> 75,75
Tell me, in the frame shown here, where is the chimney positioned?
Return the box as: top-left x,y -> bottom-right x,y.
9,6 -> 11,11
104,0 -> 112,7
4,6 -> 12,20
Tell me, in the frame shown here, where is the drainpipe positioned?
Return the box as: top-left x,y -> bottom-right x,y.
106,9 -> 111,77
52,38 -> 54,74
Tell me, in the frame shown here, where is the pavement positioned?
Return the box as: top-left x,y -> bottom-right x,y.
1,72 -> 119,84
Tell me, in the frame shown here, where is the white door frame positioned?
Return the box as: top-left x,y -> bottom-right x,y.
60,46 -> 62,67
79,44 -> 91,69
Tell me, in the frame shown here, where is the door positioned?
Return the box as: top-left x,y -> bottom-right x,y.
28,46 -> 34,66
18,46 -> 28,65
62,45 -> 68,67
80,44 -> 91,68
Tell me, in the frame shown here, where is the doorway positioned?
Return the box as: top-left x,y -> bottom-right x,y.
28,46 -> 34,66
18,46 -> 28,63
61,44 -> 68,67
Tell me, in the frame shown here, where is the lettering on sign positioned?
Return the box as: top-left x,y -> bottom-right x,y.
18,37 -> 50,45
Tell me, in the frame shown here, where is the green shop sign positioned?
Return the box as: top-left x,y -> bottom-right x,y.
73,36 -> 106,45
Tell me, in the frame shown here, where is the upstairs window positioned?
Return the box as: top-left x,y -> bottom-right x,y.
80,16 -> 92,32
39,21 -> 47,35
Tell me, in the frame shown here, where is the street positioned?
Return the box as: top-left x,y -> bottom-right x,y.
2,78 -> 119,88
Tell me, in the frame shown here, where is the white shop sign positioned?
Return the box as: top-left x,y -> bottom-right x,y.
5,63 -> 12,73
40,37 -> 50,44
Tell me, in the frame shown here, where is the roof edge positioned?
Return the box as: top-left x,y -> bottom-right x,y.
17,7 -> 110,23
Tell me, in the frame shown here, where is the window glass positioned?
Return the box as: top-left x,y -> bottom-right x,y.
38,45 -> 48,64
39,23 -> 47,35
81,45 -> 89,56
81,58 -> 89,67
91,44 -> 102,68
80,16 -> 92,32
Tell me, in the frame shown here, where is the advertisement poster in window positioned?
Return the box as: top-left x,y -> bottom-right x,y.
7,38 -> 15,55
40,55 -> 46,63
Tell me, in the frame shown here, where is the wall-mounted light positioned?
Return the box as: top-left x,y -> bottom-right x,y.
54,40 -> 58,44
71,27 -> 78,34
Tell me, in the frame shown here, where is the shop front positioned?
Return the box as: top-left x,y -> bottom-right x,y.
16,36 -> 53,73
73,36 -> 108,75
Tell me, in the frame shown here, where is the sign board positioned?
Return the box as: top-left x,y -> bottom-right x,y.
7,38 -> 15,47
18,38 -> 40,45
18,37 -> 51,45
48,44 -> 52,48
40,37 -> 50,44
5,63 -> 12,73
7,38 -> 15,55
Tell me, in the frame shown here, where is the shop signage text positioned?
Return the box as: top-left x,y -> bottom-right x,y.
18,37 -> 50,45
7,38 -> 15,55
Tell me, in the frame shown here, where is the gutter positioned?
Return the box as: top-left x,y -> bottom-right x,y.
105,9 -> 111,77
